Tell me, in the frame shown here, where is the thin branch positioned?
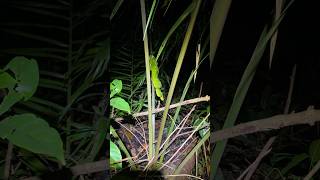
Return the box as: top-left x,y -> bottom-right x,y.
304,159 -> 320,180
211,106 -> 320,143
114,95 -> 210,121
4,142 -> 13,180
237,137 -> 276,180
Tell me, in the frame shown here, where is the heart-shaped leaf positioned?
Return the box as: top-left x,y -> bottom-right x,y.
110,97 -> 130,114
0,57 -> 39,115
110,79 -> 122,98
4,56 -> 39,100
0,71 -> 16,89
0,114 -> 65,165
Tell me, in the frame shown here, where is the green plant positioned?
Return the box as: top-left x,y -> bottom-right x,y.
210,1 -> 295,177
110,1 -> 211,179
110,79 -> 131,114
0,56 -> 65,165
109,79 -> 135,170
0,1 -> 108,178
274,139 -> 320,176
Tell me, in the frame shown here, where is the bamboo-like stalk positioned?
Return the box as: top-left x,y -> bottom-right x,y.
154,0 -> 202,163
139,0 -> 154,160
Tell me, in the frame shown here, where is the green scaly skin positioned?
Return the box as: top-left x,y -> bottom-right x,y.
149,55 -> 164,101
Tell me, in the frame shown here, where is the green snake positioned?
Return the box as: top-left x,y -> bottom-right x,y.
149,55 -> 164,101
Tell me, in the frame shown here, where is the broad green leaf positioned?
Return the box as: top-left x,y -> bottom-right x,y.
110,79 -> 122,98
4,56 -> 39,100
18,149 -> 48,173
0,114 -> 65,165
110,141 -> 122,169
309,139 -> 320,166
0,91 -> 23,115
0,57 -> 39,115
110,97 -> 131,114
281,153 -> 308,175
0,71 -> 16,89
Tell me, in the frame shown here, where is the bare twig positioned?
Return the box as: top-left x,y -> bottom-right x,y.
237,137 -> 276,180
304,159 -> 320,180
4,142 -> 13,180
238,64 -> 298,179
114,95 -> 210,121
211,107 -> 320,143
160,113 -> 210,170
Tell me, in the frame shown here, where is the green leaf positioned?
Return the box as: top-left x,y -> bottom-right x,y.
0,71 -> 16,89
0,57 -> 39,115
0,114 -> 65,165
110,141 -> 122,169
0,91 -> 23,116
110,97 -> 131,114
281,153 -> 308,175
309,139 -> 320,166
4,56 -> 39,100
110,79 -> 122,98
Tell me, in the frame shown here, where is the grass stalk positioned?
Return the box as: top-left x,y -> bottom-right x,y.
139,0 -> 154,160
154,0 -> 202,163
210,1 -> 294,177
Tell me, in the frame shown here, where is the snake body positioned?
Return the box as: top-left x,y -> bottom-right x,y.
149,55 -> 164,101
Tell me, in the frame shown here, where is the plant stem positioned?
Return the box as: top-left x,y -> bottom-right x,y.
110,126 -> 136,169
139,0 -> 154,160
66,0 -> 73,158
172,132 -> 210,178
160,60 -> 205,162
154,0 -> 202,162
4,142 -> 13,180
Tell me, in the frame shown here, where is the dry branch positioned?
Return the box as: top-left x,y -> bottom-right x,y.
115,95 -> 210,121
304,159 -> 320,180
211,106 -> 320,143
237,137 -> 276,180
4,142 -> 13,180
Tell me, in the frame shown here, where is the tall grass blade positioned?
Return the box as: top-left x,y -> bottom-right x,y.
269,0 -> 284,68
110,0 -> 124,21
209,0 -> 232,69
210,1 -> 294,178
139,0 -> 154,160
154,0 -> 201,162
143,0 -> 157,40
155,2 -> 195,61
